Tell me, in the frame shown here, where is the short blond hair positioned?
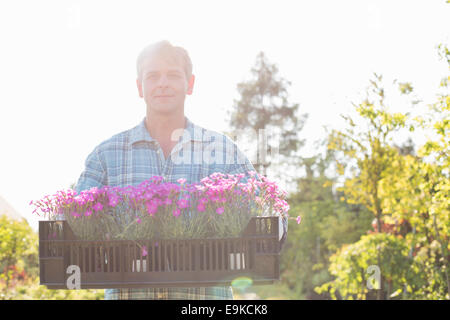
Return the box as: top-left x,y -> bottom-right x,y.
136,40 -> 193,81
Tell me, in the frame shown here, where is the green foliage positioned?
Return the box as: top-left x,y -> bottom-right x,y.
273,154 -> 372,299
319,44 -> 449,299
0,215 -> 38,293
3,278 -> 104,300
0,216 -> 37,266
0,215 -> 104,300
328,74 -> 409,223
316,233 -> 411,300
398,82 -> 413,95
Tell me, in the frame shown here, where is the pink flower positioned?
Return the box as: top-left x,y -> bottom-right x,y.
143,191 -> 154,200
71,211 -> 81,218
173,208 -> 181,217
236,173 -> 245,179
75,195 -> 86,206
197,203 -> 206,212
216,207 -> 224,215
195,185 -> 206,192
84,210 -> 92,217
200,177 -> 212,184
142,245 -> 148,257
93,202 -> 103,211
108,196 -> 118,207
177,199 -> 189,209
89,187 -> 99,195
136,217 -> 142,224
145,200 -> 158,215
296,215 -> 302,224
177,178 -> 187,185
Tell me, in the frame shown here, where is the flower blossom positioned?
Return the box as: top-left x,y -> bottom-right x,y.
173,208 -> 181,217
177,199 -> 189,209
93,202 -> 103,212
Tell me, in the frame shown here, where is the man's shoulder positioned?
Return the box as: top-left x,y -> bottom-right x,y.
94,123 -> 141,152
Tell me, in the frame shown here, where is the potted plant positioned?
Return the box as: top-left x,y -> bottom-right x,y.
31,172 -> 292,288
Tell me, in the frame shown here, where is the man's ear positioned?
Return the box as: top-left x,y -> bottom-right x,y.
136,78 -> 143,98
187,74 -> 195,95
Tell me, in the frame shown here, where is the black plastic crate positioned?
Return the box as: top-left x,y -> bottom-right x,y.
39,216 -> 283,289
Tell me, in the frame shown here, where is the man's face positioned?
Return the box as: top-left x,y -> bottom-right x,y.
137,53 -> 194,116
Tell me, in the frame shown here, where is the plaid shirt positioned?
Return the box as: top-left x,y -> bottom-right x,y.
74,117 -> 287,300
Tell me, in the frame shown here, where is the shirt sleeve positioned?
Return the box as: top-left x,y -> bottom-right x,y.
56,146 -> 106,221
224,136 -> 288,248
75,146 -> 107,194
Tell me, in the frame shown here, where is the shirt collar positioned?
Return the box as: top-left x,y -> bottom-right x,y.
130,117 -> 204,145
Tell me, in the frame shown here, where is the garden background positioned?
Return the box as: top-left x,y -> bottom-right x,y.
0,0 -> 448,299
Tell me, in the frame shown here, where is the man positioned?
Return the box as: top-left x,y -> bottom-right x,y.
74,40 -> 287,300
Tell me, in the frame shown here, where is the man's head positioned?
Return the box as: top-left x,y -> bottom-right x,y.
136,41 -> 195,116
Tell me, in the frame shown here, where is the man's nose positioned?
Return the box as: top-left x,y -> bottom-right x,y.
157,74 -> 169,87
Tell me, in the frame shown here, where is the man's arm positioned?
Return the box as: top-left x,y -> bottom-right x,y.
56,146 -> 106,221
74,146 -> 107,194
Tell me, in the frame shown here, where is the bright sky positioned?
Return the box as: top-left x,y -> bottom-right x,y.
0,0 -> 449,231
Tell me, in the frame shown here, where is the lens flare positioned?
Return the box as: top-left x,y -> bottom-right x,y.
231,277 -> 253,290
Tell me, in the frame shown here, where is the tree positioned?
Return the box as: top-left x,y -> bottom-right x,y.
0,215 -> 37,296
388,44 -> 449,298
328,73 -> 409,231
320,44 -> 449,299
316,233 -> 412,300
250,149 -> 372,300
228,51 -> 307,182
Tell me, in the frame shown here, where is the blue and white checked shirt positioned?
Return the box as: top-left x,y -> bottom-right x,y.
74,117 -> 287,300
